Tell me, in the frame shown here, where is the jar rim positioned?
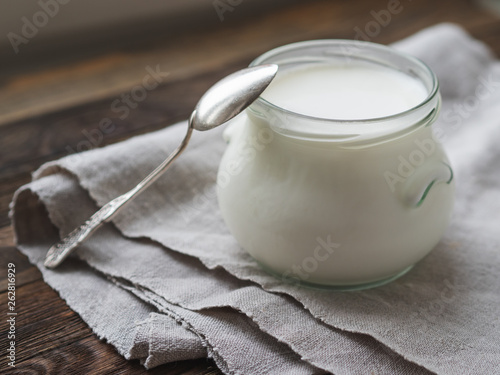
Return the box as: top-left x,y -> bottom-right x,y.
248,39 -> 440,142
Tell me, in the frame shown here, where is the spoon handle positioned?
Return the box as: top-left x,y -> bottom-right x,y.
44,122 -> 194,269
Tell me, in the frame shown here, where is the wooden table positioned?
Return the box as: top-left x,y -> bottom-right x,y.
0,0 -> 499,373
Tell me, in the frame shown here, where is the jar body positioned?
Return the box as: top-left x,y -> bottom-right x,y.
217,113 -> 454,287
217,40 -> 455,289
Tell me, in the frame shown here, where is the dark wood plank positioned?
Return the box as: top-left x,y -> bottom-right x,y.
0,227 -> 14,247
0,1 -> 301,127
0,247 -> 40,293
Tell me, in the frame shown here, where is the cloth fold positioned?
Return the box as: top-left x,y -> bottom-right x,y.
10,23 -> 500,374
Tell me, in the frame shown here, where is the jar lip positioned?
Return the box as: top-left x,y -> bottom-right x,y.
248,39 -> 439,128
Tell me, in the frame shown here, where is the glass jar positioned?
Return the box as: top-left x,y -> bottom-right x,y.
217,40 -> 454,290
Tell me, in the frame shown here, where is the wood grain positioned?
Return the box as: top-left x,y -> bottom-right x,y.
0,0 -> 499,373
0,227 -> 14,247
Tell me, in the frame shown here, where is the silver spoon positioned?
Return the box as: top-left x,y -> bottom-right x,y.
44,64 -> 278,269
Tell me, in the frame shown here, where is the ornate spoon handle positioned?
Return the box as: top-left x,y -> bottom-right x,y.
44,122 -> 194,269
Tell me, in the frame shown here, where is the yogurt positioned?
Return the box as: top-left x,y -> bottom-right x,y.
261,63 -> 428,120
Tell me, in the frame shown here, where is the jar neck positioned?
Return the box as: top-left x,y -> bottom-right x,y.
246,94 -> 440,147
248,40 -> 440,146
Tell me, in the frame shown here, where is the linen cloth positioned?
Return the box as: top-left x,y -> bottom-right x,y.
10,23 -> 500,374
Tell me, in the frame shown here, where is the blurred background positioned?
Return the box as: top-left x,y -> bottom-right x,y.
0,0 -> 499,128
0,0 -> 296,65
0,0 -> 297,125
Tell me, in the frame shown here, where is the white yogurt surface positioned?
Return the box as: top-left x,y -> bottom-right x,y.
261,63 -> 429,120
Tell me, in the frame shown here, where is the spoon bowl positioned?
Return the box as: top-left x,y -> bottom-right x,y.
192,64 -> 278,131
